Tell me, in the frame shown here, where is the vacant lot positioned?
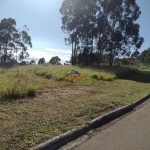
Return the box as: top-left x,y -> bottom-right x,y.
0,65 -> 150,150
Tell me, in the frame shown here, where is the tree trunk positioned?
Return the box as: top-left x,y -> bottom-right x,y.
74,40 -> 77,65
4,44 -> 7,62
98,37 -> 101,68
72,40 -> 74,65
109,43 -> 113,66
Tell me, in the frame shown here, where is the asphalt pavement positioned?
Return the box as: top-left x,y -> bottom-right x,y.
72,100 -> 150,150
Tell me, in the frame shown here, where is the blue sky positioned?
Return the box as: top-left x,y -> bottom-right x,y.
0,0 -> 149,63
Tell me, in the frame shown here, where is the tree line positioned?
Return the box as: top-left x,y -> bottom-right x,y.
73,47 -> 150,66
0,0 -> 145,66
131,48 -> 150,63
19,56 -> 61,65
0,18 -> 32,62
60,0 -> 144,66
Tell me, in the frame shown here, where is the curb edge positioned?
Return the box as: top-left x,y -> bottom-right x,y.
31,94 -> 150,150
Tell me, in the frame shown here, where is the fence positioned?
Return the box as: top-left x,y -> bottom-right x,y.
0,62 -> 19,68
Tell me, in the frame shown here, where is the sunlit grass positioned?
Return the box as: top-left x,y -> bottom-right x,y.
1,65 -> 149,150
135,65 -> 150,71
0,65 -> 136,100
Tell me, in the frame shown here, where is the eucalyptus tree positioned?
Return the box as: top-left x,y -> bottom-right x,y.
0,18 -> 32,62
99,0 -> 144,66
16,25 -> 32,61
30,60 -> 36,65
144,48 -> 150,63
38,58 -> 45,64
140,49 -> 148,62
140,48 -> 150,63
60,0 -> 143,66
18,50 -> 29,62
131,50 -> 140,60
60,0 -> 77,65
60,0 -> 99,65
0,18 -> 17,61
49,56 -> 61,65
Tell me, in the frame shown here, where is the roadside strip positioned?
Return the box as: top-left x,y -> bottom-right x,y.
31,94 -> 150,150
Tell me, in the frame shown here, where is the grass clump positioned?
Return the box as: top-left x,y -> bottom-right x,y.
32,65 -> 117,83
135,65 -> 150,71
34,66 -> 68,81
90,72 -> 116,81
91,74 -> 99,80
0,65 -> 136,100
0,67 -> 6,74
97,66 -> 136,79
0,75 -> 35,99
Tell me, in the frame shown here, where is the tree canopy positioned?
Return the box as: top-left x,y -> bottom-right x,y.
38,57 -> 45,64
0,18 -> 32,62
140,48 -> 150,63
30,60 -> 36,65
131,50 -> 140,60
60,0 -> 144,66
49,56 -> 61,65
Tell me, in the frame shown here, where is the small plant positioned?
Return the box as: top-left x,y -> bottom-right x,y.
0,68 -> 5,74
27,86 -> 35,97
91,74 -> 99,80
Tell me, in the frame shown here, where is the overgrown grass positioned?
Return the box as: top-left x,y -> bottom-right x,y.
0,65 -> 149,150
33,65 -> 117,81
0,65 -> 118,99
0,65 -> 138,100
135,65 -> 150,71
0,70 -> 37,100
0,65 -> 135,99
0,75 -> 35,99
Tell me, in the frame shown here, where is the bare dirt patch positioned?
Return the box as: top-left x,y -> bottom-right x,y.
35,85 -> 99,101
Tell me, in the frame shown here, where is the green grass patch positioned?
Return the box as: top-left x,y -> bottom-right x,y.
134,65 -> 150,71
33,65 -> 117,82
0,65 -> 150,149
0,65 -> 119,100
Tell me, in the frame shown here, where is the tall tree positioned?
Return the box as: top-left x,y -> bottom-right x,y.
60,0 -> 143,66
18,51 -> 29,62
30,60 -> 36,65
60,0 -> 99,65
49,56 -> 61,65
140,48 -> 150,63
100,0 -> 144,66
0,18 -> 32,62
140,49 -> 148,62
38,57 -> 45,64
131,50 -> 140,60
144,48 -> 150,63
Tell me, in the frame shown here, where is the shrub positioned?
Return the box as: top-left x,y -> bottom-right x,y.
91,74 -> 99,80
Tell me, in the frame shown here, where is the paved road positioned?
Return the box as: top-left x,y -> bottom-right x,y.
73,100 -> 150,150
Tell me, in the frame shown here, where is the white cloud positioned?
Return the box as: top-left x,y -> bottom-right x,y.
26,47 -> 71,63
44,48 -> 71,55
33,42 -> 44,45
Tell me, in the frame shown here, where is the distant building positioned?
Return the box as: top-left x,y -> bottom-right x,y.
114,58 -> 133,65
132,60 -> 143,66
64,62 -> 72,65
125,58 -> 133,65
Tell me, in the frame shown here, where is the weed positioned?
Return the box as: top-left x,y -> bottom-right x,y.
91,74 -> 99,80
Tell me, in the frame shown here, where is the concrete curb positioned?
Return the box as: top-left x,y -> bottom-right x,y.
31,94 -> 150,150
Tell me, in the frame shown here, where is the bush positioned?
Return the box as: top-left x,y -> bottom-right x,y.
91,74 -> 99,80
0,74 -> 36,100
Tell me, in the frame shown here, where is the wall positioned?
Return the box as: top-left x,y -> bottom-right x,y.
0,62 -> 19,68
